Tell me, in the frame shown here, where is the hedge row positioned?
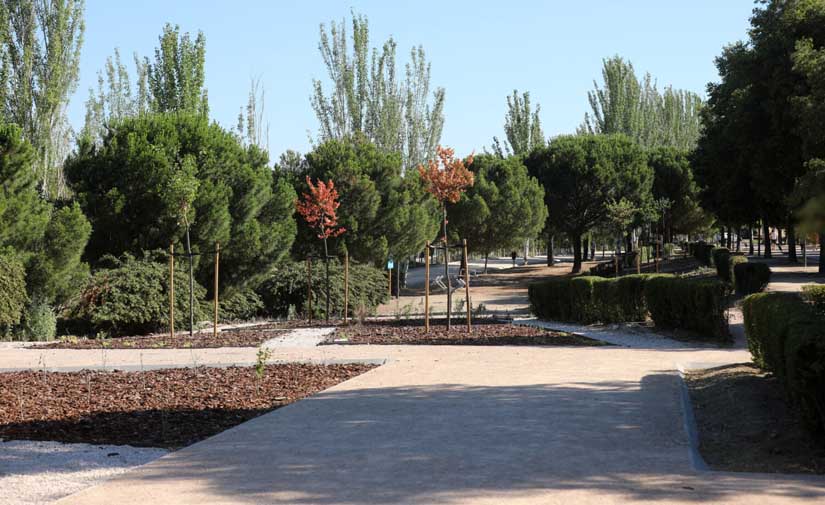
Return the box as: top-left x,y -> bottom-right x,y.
689,242 -> 714,266
529,274 -> 730,340
743,292 -> 825,435
734,262 -> 771,295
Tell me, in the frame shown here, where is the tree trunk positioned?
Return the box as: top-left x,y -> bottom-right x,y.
547,235 -> 554,266
820,233 -> 824,273
787,220 -> 798,263
749,228 -> 754,255
185,225 -> 194,337
443,205 -> 451,330
324,238 -> 330,322
484,252 -> 489,274
571,233 -> 583,274
763,221 -> 772,258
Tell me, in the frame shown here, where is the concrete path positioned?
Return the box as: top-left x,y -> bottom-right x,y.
0,331 -> 818,505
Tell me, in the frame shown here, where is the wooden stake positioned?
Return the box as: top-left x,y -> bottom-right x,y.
343,250 -> 349,325
636,247 -> 641,274
424,241 -> 430,333
169,243 -> 175,339
214,242 -> 220,339
307,256 -> 313,325
388,263 -> 392,298
463,239 -> 471,334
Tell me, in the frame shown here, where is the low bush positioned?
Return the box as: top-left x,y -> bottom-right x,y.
690,242 -> 714,266
19,299 -> 57,341
257,260 -> 388,319
743,292 -> 825,434
643,276 -> 729,340
528,274 -> 663,324
801,284 -> 825,315
0,253 -> 27,329
64,251 -> 207,337
219,289 -> 264,323
712,247 -> 731,280
734,262 -> 771,295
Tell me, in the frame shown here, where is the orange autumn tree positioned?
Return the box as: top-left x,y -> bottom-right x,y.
417,146 -> 475,244
296,176 -> 346,258
296,176 -> 346,321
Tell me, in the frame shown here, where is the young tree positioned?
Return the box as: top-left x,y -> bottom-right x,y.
492,90 -> 544,157
311,11 -> 445,171
236,75 -> 269,150
449,154 -> 547,272
296,177 -> 345,320
0,0 -> 85,198
648,147 -> 708,242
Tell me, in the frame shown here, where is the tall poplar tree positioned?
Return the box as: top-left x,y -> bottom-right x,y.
0,0 -> 85,198
311,11 -> 445,171
147,23 -> 208,116
491,90 -> 545,157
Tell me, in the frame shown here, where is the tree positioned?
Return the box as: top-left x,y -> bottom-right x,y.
491,90 -> 545,157
449,154 -> 546,271
296,176 -> 346,320
0,123 -> 90,334
311,11 -> 445,171
147,23 -> 208,116
295,135 -> 439,267
0,0 -> 85,198
236,75 -> 269,150
65,113 -> 296,294
582,56 -> 703,151
524,134 -> 652,273
648,147 -> 708,242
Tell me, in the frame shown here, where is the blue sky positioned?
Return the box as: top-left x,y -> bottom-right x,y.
69,0 -> 756,159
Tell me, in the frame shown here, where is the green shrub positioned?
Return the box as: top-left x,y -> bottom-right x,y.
644,276 -> 729,340
801,284 -> 825,315
743,292 -> 825,434
219,289 -> 264,322
528,274 -> 663,324
691,242 -> 714,266
19,300 -> 57,341
257,260 -> 388,319
734,262 -> 771,295
0,253 -> 27,328
64,251 -> 207,337
712,247 -> 731,280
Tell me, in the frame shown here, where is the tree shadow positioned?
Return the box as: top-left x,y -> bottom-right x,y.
60,373 -> 825,503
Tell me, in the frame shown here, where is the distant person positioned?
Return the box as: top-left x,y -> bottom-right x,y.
511,251 -> 517,267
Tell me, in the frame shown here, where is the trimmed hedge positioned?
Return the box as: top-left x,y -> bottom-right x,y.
712,247 -> 748,286
734,262 -> 771,295
801,284 -> 825,315
530,274 -> 669,325
689,242 -> 714,266
743,292 -> 825,434
643,276 -> 730,340
257,260 -> 388,319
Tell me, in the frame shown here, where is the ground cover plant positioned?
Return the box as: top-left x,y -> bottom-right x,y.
324,318 -> 604,346
0,363 -> 375,448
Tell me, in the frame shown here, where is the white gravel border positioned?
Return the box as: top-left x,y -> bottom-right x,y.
0,439 -> 167,505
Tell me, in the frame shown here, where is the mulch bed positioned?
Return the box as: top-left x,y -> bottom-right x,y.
0,364 -> 375,449
41,325 -> 287,349
685,363 -> 825,474
323,318 -> 606,346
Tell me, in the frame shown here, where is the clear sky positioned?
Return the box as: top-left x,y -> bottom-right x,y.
69,0 -> 757,159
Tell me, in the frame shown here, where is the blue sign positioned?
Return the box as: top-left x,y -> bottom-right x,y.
387,259 -> 394,270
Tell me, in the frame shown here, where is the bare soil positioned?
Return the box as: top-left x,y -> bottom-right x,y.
0,364 -> 375,449
325,318 -> 606,346
42,325 -> 287,349
685,363 -> 825,474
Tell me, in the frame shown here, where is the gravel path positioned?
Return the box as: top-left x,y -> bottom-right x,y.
0,440 -> 166,505
261,327 -> 335,348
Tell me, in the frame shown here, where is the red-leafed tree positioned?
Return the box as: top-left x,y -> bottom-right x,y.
417,146 -> 474,329
296,176 -> 346,321
418,146 -> 475,244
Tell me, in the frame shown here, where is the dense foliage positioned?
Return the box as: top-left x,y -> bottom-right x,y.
66,113 -> 296,294
734,262 -> 772,295
256,260 -> 388,319
643,276 -> 730,340
524,134 -> 652,272
743,292 -> 825,434
0,253 -> 27,328
64,252 -> 207,337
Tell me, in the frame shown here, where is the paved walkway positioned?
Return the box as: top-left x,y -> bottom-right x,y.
0,329 -> 821,504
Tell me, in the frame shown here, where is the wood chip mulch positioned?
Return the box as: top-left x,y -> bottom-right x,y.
0,364 -> 375,449
41,325 -> 287,349
324,319 -> 606,346
686,363 -> 825,474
